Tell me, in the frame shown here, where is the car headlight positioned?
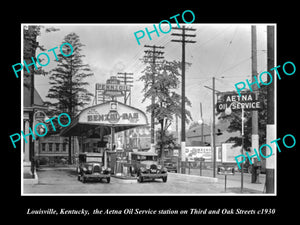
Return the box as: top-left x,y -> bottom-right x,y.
106,168 -> 111,172
157,165 -> 162,170
140,167 -> 146,172
146,165 -> 150,170
102,166 -> 106,171
83,167 -> 87,172
162,167 -> 168,172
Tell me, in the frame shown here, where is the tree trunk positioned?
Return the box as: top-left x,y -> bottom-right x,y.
68,136 -> 72,164
160,119 -> 164,162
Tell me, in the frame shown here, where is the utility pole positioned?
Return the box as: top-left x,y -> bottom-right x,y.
117,72 -> 133,105
171,25 -> 196,173
266,25 -> 275,193
175,115 -> 180,144
212,77 -> 217,178
203,80 -> 220,178
251,25 -> 260,183
143,45 -> 164,152
117,72 -> 133,150
200,102 -> 204,145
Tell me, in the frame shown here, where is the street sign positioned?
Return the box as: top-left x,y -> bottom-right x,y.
217,164 -> 235,192
217,165 -> 235,175
216,92 -> 262,112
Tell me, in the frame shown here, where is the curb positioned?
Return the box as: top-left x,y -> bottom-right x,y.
111,175 -> 137,184
111,175 -> 137,180
23,171 -> 39,185
37,166 -> 76,171
169,173 -> 218,182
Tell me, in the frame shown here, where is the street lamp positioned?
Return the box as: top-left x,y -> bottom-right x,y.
32,110 -> 49,178
225,101 -> 245,193
33,111 -> 50,137
33,110 -> 49,123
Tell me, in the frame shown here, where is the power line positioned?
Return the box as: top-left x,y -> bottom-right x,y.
117,72 -> 134,105
214,26 -> 239,76
143,44 -> 165,150
171,25 -> 196,173
217,51 -> 267,78
194,25 -> 233,49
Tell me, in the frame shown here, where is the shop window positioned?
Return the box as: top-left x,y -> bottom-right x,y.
41,143 -> 46,152
55,143 -> 60,152
49,143 -> 53,152
62,143 -> 67,152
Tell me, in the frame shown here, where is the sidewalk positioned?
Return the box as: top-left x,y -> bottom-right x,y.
216,174 -> 266,194
181,168 -> 266,194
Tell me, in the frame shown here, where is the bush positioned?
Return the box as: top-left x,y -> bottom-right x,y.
39,157 -> 49,165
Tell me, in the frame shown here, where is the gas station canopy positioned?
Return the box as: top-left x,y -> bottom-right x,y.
60,101 -> 148,137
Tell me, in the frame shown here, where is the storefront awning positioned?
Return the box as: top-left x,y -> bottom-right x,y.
60,101 -> 148,137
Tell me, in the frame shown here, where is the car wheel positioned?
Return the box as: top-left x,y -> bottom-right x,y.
107,177 -> 111,183
82,176 -> 86,183
162,177 -> 167,183
137,175 -> 143,183
77,175 -> 81,181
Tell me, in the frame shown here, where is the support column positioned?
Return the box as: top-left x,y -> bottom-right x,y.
251,25 -> 260,183
104,151 -> 107,169
266,25 -> 275,193
111,126 -> 115,150
24,120 -> 30,162
266,125 -> 275,193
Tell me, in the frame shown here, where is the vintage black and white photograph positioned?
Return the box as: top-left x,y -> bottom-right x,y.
21,23 -> 278,195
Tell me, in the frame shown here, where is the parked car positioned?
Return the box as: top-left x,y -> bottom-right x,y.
130,152 -> 168,183
77,152 -> 111,183
164,162 -> 177,173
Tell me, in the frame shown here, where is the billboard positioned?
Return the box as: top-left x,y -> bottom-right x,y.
221,143 -> 242,163
185,146 -> 222,162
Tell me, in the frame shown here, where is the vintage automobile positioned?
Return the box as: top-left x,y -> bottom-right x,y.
164,162 -> 177,173
77,152 -> 111,183
130,152 -> 168,183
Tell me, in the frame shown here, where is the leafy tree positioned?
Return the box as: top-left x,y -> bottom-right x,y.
156,129 -> 177,151
46,32 -> 94,163
139,60 -> 192,159
23,25 -> 59,81
189,121 -> 200,130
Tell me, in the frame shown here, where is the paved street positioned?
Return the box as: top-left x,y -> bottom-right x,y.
23,167 -> 266,195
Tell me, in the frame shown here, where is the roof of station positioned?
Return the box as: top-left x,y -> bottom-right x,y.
60,101 -> 148,137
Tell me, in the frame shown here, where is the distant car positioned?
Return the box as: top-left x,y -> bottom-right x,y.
77,161 -> 111,183
130,152 -> 168,183
164,162 -> 177,173
77,152 -> 111,183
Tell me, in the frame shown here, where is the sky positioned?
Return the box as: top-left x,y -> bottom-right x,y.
31,23 -> 271,131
